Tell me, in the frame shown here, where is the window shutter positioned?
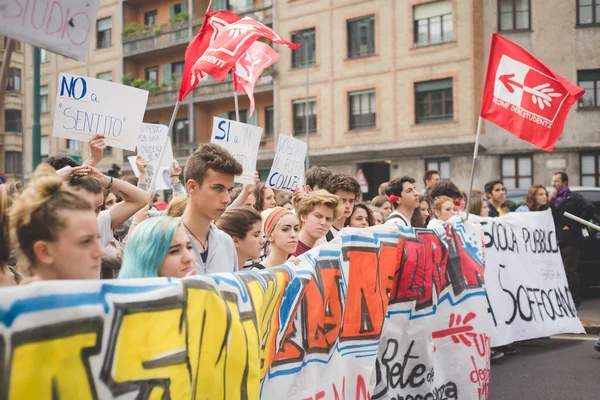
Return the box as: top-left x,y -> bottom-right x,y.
169,5 -> 175,18
218,112 -> 228,119
413,0 -> 452,20
214,0 -> 227,11
162,64 -> 172,84
180,2 -> 188,13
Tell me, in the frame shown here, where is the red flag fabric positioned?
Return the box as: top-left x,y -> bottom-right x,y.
233,42 -> 280,117
178,10 -> 241,101
192,17 -> 301,81
480,34 -> 584,151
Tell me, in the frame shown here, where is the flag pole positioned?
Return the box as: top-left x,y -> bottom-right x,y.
464,116 -> 483,219
149,100 -> 180,193
233,87 -> 240,122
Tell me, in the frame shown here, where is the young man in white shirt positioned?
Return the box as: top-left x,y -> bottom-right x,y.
323,173 -> 361,242
384,176 -> 420,227
181,144 -> 243,274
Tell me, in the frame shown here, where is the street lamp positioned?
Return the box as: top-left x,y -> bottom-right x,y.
303,31 -> 311,171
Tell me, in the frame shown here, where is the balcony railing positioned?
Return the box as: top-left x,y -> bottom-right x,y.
123,22 -> 190,56
192,1 -> 273,30
193,66 -> 275,100
147,86 -> 179,108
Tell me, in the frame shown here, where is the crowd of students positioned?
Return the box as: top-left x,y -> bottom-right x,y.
0,135 -> 596,356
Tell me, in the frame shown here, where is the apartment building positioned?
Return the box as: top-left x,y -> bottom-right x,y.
16,0 -> 600,197
0,39 -> 26,184
478,0 -> 600,191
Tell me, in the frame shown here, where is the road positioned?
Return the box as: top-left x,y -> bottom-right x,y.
489,336 -> 600,399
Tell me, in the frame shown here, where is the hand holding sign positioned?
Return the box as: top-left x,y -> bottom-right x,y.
86,134 -> 107,167
211,117 -> 262,184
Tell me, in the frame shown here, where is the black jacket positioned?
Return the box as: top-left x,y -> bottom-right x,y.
551,189 -> 595,246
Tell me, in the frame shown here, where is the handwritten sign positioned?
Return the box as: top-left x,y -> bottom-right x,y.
136,123 -> 174,180
0,0 -> 101,62
210,117 -> 262,184
52,73 -> 148,151
127,157 -> 171,191
266,134 -> 307,191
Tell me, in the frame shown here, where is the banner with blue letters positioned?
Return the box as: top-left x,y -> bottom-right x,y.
266,134 -> 307,192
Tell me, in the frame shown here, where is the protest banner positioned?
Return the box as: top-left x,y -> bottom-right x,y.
0,0 -> 101,62
211,117 -> 262,184
136,123 -> 174,180
266,134 -> 307,192
0,221 -> 490,399
127,157 -> 171,191
475,210 -> 585,346
52,73 -> 148,151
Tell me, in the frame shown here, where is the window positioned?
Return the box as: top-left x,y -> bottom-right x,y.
169,3 -> 187,17
5,152 -> 22,174
264,106 -> 274,140
578,0 -> 600,25
347,15 -> 375,59
425,158 -> 450,179
581,153 -> 600,186
413,1 -> 453,47
4,109 -> 21,132
415,78 -> 453,124
146,66 -> 159,83
144,10 -> 158,26
349,89 -> 376,130
41,136 -> 49,159
172,62 -> 184,81
173,119 -> 190,145
96,17 -> 112,49
40,48 -> 49,63
228,110 -> 248,123
578,69 -> 600,108
498,0 -> 531,31
501,155 -> 532,189
293,98 -> 317,135
97,71 -> 113,82
40,85 -> 49,113
6,68 -> 20,91
67,139 -> 81,152
291,28 -> 316,68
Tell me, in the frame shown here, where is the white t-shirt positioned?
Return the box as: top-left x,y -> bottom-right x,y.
98,210 -> 113,247
384,211 -> 411,227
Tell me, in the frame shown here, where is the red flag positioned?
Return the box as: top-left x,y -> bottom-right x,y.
480,34 -> 584,151
192,17 -> 301,81
178,10 -> 241,101
233,42 -> 280,117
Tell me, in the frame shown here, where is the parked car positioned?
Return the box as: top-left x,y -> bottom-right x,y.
506,187 -> 600,290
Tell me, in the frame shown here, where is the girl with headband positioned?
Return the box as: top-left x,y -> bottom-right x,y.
250,207 -> 300,269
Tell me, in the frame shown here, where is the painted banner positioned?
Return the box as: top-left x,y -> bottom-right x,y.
0,0 -> 101,62
0,222 -> 490,399
266,134 -> 307,192
52,73 -> 148,151
477,210 -> 585,346
211,117 -> 262,184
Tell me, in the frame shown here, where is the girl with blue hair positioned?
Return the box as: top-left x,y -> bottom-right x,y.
119,216 -> 195,279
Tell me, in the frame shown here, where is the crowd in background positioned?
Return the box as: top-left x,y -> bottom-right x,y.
0,134 -> 596,357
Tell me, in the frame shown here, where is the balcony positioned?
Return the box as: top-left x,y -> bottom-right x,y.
147,86 -> 179,110
193,1 -> 273,31
122,21 -> 190,57
193,66 -> 275,101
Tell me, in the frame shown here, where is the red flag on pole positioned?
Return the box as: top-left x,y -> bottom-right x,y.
192,17 -> 301,81
233,42 -> 280,117
178,10 -> 241,101
480,34 -> 584,152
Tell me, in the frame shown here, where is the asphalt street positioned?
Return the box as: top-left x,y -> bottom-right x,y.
489,336 -> 600,399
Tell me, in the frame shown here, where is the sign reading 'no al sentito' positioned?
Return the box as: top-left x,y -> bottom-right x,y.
52,73 -> 148,151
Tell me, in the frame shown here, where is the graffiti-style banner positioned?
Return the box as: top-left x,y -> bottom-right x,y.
478,210 -> 585,347
0,221 -> 490,399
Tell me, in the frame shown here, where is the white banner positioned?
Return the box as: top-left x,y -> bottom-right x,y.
210,117 -> 262,184
266,134 -> 306,191
0,0 -> 101,62
52,73 -> 148,151
478,210 -> 585,346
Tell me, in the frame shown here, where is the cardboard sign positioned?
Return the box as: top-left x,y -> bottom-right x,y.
356,169 -> 369,193
0,0 -> 101,62
136,123 -> 174,179
127,156 -> 171,192
266,134 -> 307,191
52,73 -> 148,151
210,117 -> 262,184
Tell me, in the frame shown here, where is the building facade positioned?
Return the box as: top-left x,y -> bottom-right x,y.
14,0 -> 600,197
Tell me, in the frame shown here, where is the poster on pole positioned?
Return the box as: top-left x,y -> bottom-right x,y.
266,134 -> 307,191
52,73 -> 148,151
0,0 -> 101,62
210,117 -> 262,184
474,210 -> 586,346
